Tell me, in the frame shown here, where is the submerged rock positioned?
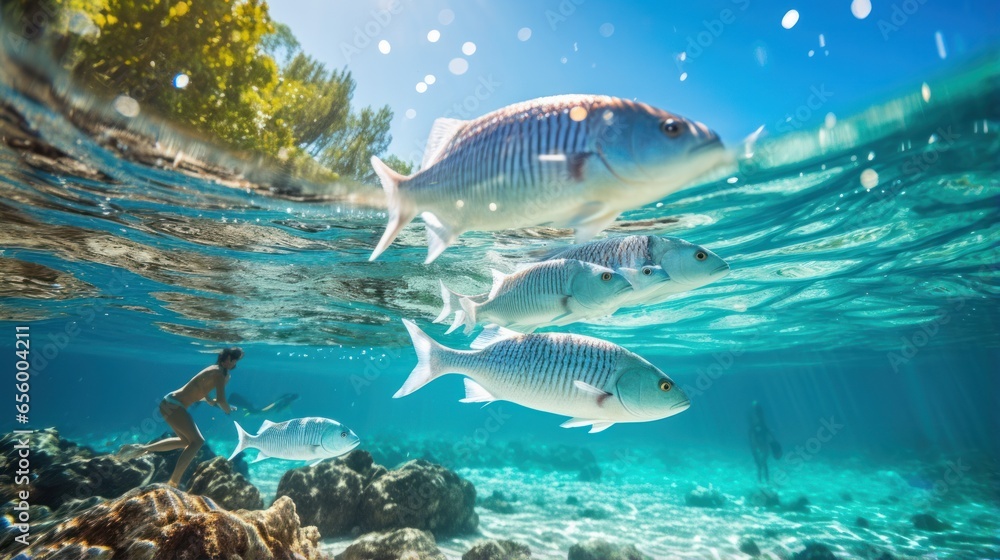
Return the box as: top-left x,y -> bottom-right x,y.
480,490 -> 517,514
792,542 -> 836,560
747,487 -> 781,508
463,539 -> 532,560
738,538 -> 761,557
568,538 -> 651,560
912,513 -> 951,532
360,459 -> 478,535
276,450 -> 385,536
21,484 -> 322,560
783,495 -> 811,513
337,528 -> 444,560
579,503 -> 616,520
187,456 -> 263,510
685,485 -> 726,508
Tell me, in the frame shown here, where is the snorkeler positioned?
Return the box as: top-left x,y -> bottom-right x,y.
118,347 -> 243,487
748,401 -> 782,484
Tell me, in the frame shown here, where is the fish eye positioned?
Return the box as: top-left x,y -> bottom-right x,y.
695,251 -> 707,261
642,267 -> 653,276
601,272 -> 612,281
341,432 -> 347,438
660,119 -> 683,138
659,379 -> 672,392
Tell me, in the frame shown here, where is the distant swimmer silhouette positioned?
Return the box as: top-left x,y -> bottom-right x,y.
118,347 -> 243,487
749,401 -> 782,484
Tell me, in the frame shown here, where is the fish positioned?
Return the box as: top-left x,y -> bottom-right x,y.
228,417 -> 360,465
257,393 -> 300,414
395,319 -> 690,432
435,259 -> 633,334
541,235 -> 730,305
210,392 -> 299,417
369,94 -> 726,263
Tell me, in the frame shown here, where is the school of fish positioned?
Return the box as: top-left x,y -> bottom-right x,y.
380,94 -> 732,432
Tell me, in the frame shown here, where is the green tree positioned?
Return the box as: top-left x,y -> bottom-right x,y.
275,53 -> 354,157
319,105 -> 394,184
70,0 -> 291,154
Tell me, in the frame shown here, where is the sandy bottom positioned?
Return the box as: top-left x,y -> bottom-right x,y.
240,448 -> 999,560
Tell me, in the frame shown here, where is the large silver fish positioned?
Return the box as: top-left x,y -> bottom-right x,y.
395,320 -> 690,432
543,235 -> 730,305
436,259 -> 633,334
369,94 -> 726,263
229,417 -> 360,465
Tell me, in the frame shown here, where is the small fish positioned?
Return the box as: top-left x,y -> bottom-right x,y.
369,94 -> 726,263
219,393 -> 300,417
543,235 -> 730,305
228,417 -> 360,465
395,320 -> 690,432
435,259 -> 633,334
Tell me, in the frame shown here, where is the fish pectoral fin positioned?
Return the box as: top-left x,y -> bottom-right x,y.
251,451 -> 270,464
588,422 -> 615,433
459,379 -> 496,404
421,212 -> 460,264
567,203 -> 619,244
573,380 -> 613,407
470,324 -> 520,350
567,152 -> 592,182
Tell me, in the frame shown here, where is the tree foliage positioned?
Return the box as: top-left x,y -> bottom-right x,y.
17,0 -> 408,183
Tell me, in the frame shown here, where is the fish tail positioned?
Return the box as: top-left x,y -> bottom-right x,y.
228,420 -> 253,460
369,156 -> 415,262
395,319 -> 453,398
458,297 -> 478,335
434,280 -> 462,324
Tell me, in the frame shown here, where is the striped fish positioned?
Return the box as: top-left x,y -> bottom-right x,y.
395,320 -> 690,432
228,417 -> 360,466
436,259 -> 633,334
369,94 -> 725,263
543,235 -> 730,305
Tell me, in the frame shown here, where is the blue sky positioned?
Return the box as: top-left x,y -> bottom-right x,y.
268,0 -> 998,163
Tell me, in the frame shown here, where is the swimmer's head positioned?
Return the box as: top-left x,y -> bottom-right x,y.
218,347 -> 243,371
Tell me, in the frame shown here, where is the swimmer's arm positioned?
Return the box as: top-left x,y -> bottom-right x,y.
214,374 -> 232,414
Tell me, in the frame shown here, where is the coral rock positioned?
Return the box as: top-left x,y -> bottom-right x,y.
337,528 -> 444,560
276,450 -> 385,537
187,456 -> 263,511
24,484 -> 322,560
360,459 -> 477,535
911,513 -> 951,532
463,539 -> 532,560
793,542 -> 836,560
685,485 -> 726,508
568,538 -> 651,560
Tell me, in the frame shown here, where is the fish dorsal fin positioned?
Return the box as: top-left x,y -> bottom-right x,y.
470,324 -> 520,350
422,118 -> 468,169
459,378 -> 496,403
257,420 -> 276,434
488,269 -> 507,299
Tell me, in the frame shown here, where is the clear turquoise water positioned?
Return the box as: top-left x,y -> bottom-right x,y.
1,38 -> 998,560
